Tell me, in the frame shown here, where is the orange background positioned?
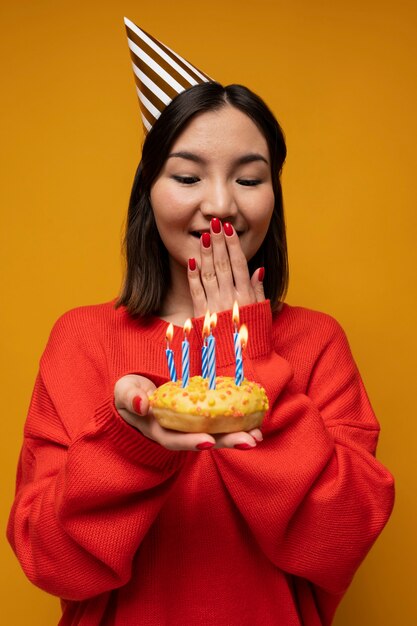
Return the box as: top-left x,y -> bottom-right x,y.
1,0 -> 416,623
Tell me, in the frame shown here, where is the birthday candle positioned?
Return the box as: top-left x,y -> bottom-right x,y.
202,342 -> 208,379
202,311 -> 210,379
182,319 -> 192,388
233,302 -> 243,385
237,324 -> 248,385
234,332 -> 243,385
208,313 -> 217,390
165,323 -> 177,382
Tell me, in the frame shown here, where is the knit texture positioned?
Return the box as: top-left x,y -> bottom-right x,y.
7,300 -> 394,626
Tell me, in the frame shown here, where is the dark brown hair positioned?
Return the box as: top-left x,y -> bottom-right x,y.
117,82 -> 289,316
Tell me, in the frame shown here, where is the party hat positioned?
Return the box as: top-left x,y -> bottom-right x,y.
124,17 -> 212,133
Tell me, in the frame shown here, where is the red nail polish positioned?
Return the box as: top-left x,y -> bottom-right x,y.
201,232 -> 211,248
234,443 -> 255,450
188,257 -> 196,271
258,267 -> 265,282
196,442 -> 215,450
132,396 -> 142,415
211,217 -> 221,234
223,222 -> 234,237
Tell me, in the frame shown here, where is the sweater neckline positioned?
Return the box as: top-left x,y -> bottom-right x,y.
130,302 -> 290,348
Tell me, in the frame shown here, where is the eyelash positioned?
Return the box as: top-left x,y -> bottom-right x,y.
172,175 -> 199,185
236,179 -> 262,187
172,176 -> 262,187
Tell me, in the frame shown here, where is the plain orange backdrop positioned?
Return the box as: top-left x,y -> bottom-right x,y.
1,0 -> 416,624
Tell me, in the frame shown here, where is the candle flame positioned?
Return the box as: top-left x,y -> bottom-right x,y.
184,318 -> 192,336
203,310 -> 211,338
166,322 -> 174,343
238,324 -> 248,350
232,301 -> 239,327
210,312 -> 217,330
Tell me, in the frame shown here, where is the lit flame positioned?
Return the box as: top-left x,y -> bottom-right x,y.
166,322 -> 174,343
202,310 -> 211,338
232,301 -> 239,328
238,324 -> 248,350
210,312 -> 217,330
184,318 -> 192,337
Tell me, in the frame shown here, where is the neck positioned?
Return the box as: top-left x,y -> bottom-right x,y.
159,259 -> 195,326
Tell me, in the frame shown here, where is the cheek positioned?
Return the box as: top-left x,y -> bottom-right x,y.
151,184 -> 196,225
242,190 -> 274,257
246,189 -> 275,229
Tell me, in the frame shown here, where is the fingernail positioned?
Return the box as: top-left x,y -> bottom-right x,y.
234,443 -> 255,450
188,257 -> 196,271
196,441 -> 215,450
201,232 -> 211,248
211,217 -> 221,234
253,434 -> 263,443
132,396 -> 142,415
223,222 -> 234,237
258,267 -> 265,282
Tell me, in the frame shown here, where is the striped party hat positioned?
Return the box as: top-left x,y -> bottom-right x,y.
124,17 -> 212,133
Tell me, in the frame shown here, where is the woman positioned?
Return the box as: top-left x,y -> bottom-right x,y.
115,82 -> 288,452
8,48 -> 394,626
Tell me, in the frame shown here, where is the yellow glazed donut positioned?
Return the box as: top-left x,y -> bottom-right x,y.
149,375 -> 269,434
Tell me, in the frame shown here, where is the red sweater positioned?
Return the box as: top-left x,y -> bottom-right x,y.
7,300 -> 394,625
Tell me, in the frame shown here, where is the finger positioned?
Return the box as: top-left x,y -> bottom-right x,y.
187,257 -> 207,318
119,406 -> 217,452
117,408 -> 147,431
223,223 -> 255,303
114,374 -> 154,415
120,388 -> 149,418
250,267 -> 266,303
213,431 -> 258,450
199,232 -> 219,301
247,427 -> 263,443
146,418 -> 216,451
210,218 -> 235,302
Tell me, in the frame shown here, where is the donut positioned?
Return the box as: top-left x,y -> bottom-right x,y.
149,375 -> 269,433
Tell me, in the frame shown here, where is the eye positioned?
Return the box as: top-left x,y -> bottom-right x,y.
172,175 -> 200,185
237,179 -> 262,187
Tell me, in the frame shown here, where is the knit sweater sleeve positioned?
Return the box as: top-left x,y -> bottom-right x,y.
211,301 -> 394,599
7,308 -> 188,601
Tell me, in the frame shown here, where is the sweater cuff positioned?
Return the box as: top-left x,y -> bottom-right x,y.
94,397 -> 188,471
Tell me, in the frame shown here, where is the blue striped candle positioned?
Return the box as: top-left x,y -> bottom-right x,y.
181,340 -> 189,387
201,341 -> 208,378
165,348 -> 177,382
165,323 -> 177,382
181,319 -> 192,388
234,331 -> 243,385
237,324 -> 248,385
202,310 -> 210,379
232,302 -> 243,385
208,313 -> 217,389
207,334 -> 216,389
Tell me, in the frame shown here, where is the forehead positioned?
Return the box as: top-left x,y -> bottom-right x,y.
170,105 -> 269,156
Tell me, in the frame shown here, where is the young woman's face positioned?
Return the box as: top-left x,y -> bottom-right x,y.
150,105 -> 274,271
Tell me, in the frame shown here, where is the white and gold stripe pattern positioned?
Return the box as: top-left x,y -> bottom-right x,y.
124,17 -> 212,133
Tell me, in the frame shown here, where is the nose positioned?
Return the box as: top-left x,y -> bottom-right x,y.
200,180 -> 238,221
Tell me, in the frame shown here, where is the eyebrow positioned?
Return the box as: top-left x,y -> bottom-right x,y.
167,151 -> 269,166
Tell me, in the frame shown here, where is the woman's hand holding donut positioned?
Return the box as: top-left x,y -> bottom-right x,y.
114,374 -> 262,451
188,218 -> 265,318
